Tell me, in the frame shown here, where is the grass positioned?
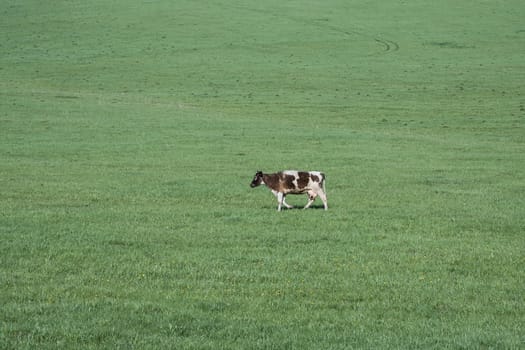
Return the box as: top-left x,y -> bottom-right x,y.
1,0 -> 524,348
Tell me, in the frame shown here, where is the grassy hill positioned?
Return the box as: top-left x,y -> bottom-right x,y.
1,0 -> 524,348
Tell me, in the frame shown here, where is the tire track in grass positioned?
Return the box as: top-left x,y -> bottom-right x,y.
309,20 -> 399,54
374,38 -> 400,53
229,4 -> 399,55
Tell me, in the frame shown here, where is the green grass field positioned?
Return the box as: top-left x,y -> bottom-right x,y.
1,0 -> 524,348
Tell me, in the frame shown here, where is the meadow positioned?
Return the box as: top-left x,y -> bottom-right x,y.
1,0 -> 524,348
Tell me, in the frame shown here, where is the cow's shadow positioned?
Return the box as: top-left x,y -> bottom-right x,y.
267,204 -> 328,210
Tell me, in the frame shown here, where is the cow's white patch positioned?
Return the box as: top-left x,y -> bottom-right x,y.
283,170 -> 299,177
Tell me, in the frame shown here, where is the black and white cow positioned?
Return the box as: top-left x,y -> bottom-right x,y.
250,170 -> 328,211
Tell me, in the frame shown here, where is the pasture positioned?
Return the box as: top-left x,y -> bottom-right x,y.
1,0 -> 524,348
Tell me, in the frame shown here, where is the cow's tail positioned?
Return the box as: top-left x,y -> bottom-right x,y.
321,173 -> 326,192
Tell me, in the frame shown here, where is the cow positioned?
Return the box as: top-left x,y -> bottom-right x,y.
250,170 -> 328,211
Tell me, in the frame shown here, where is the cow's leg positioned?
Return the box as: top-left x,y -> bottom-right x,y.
276,192 -> 285,211
317,188 -> 328,210
303,191 -> 317,209
282,197 -> 294,209
273,190 -> 292,209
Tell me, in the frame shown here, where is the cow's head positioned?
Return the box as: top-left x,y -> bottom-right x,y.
250,171 -> 264,188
